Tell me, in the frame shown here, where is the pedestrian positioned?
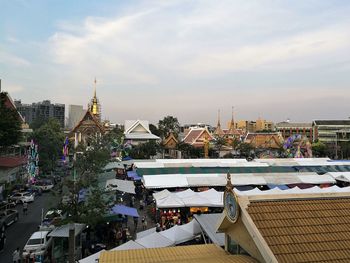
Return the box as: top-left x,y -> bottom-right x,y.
23,201 -> 28,215
139,199 -> 144,210
133,216 -> 138,230
13,247 -> 20,263
142,216 -> 147,230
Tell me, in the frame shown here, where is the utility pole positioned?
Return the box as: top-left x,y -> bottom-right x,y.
68,223 -> 75,263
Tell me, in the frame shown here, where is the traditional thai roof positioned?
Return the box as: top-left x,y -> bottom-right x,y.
70,110 -> 105,134
124,120 -> 160,140
244,132 -> 283,149
1,92 -> 24,123
218,192 -> 350,263
0,156 -> 27,168
163,133 -> 178,149
183,127 -> 213,147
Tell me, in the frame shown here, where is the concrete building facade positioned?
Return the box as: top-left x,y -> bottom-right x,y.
15,100 -> 65,128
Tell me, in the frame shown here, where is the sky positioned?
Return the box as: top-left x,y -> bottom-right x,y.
1,0 -> 350,126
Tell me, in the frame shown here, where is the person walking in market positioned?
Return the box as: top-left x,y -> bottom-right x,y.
22,201 -> 28,215
142,216 -> 147,230
13,247 -> 20,263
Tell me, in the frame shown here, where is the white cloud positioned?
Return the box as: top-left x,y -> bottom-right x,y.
8,0 -> 350,123
0,49 -> 31,67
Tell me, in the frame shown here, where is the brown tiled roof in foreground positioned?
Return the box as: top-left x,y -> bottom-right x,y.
247,198 -> 350,263
99,244 -> 258,263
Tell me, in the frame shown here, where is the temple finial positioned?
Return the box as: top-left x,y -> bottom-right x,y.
217,109 -> 221,127
94,78 -> 97,98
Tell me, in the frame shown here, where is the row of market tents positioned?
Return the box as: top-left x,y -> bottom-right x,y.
79,214 -> 224,263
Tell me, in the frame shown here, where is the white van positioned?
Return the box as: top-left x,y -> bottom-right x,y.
22,230 -> 52,261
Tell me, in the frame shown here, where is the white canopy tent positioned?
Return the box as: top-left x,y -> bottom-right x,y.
154,189 -> 224,208
105,179 -> 136,194
159,225 -> 194,245
135,232 -> 175,248
136,227 -> 156,239
111,240 -> 145,251
328,172 -> 350,182
234,185 -> 350,196
156,194 -> 185,208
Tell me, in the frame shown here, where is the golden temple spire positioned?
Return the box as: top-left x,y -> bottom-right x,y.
94,77 -> 97,99
214,109 -> 225,136
217,109 -> 221,128
228,106 -> 236,134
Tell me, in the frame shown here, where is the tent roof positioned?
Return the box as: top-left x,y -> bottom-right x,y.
193,214 -> 225,246
159,225 -> 194,245
105,179 -> 135,194
111,240 -> 145,251
135,232 -> 174,248
127,171 -> 141,181
110,205 -> 139,217
136,227 -> 157,240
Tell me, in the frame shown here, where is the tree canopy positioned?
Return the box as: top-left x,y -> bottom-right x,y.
158,116 -> 180,139
0,92 -> 22,147
31,118 -> 64,173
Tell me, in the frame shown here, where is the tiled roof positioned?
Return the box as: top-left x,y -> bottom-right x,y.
183,129 -> 203,144
247,197 -> 350,263
0,156 -> 27,168
99,244 -> 258,263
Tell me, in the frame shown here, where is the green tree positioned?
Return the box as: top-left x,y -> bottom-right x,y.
74,135 -> 111,185
59,134 -> 113,226
29,116 -> 47,130
213,135 -> 227,154
31,118 -> 64,173
129,141 -> 160,159
230,138 -> 241,151
312,141 -> 328,157
237,142 -> 255,158
0,92 -> 22,147
177,142 -> 202,158
158,116 -> 180,139
149,124 -> 161,137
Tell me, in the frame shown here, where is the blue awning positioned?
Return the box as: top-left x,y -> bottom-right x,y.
267,184 -> 289,190
122,156 -> 133,161
110,205 -> 139,217
127,171 -> 141,181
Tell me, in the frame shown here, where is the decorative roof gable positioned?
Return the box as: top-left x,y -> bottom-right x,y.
71,110 -> 105,134
183,127 -> 213,146
163,133 -> 178,148
125,120 -> 152,134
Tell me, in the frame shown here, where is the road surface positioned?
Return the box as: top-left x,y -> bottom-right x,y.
1,191 -> 58,262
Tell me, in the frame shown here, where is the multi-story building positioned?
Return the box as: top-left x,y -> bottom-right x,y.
234,119 -> 274,133
68,105 -> 85,129
312,120 -> 350,143
15,100 -> 65,128
275,121 -> 313,141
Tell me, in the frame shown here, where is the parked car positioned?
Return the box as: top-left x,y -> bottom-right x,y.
22,231 -> 52,260
34,180 -> 54,192
0,209 -> 19,227
0,199 -> 16,210
10,192 -> 35,204
42,209 -> 64,226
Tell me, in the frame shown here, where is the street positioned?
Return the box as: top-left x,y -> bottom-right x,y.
1,191 -> 58,262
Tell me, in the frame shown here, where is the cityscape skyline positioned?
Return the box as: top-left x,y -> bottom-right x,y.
1,0 -> 350,125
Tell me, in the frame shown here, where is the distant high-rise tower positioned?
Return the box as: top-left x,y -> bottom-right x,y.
88,78 -> 101,121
